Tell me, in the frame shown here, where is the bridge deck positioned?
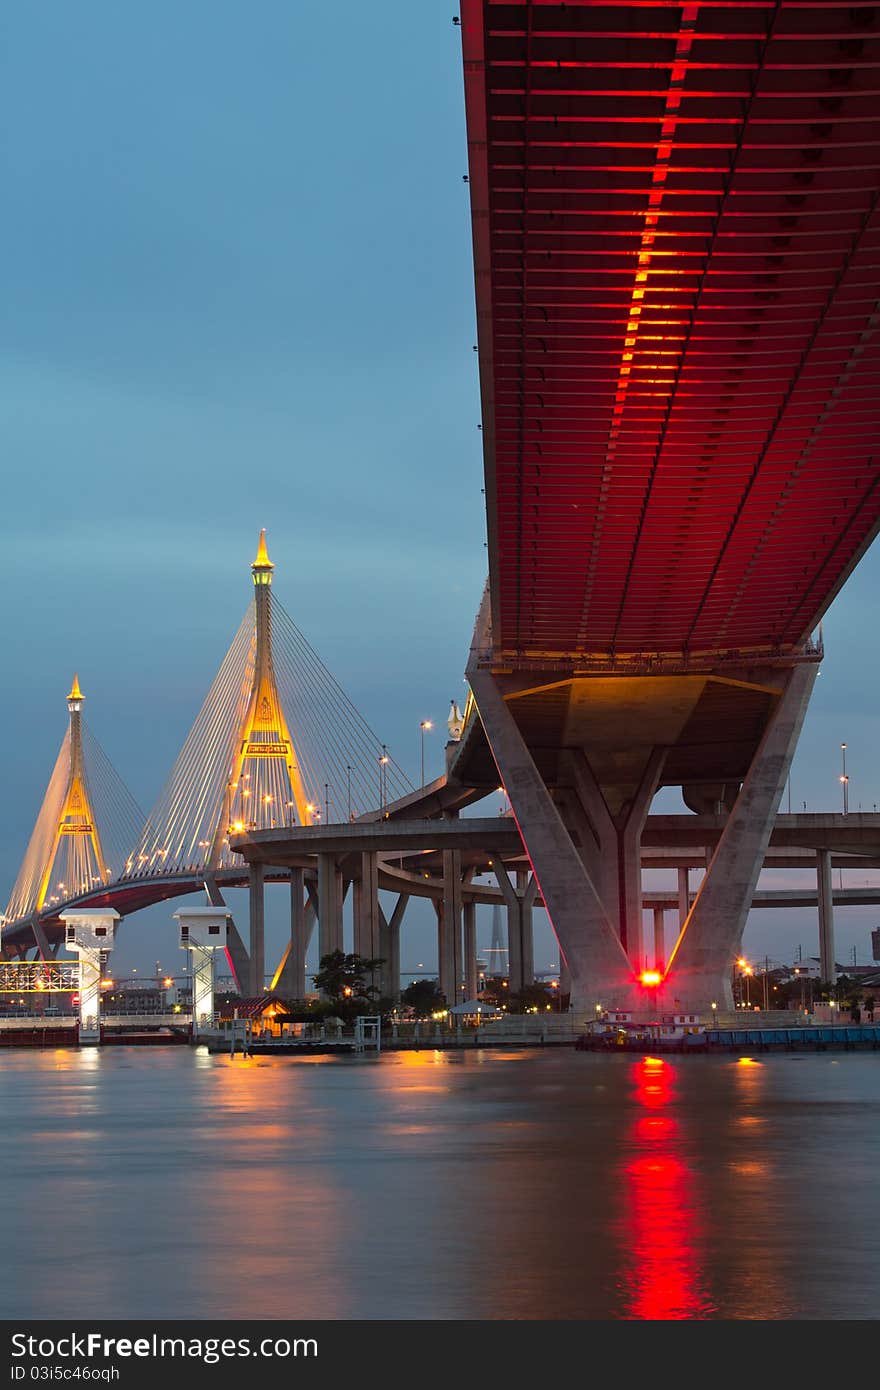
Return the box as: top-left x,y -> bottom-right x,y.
462,0 -> 880,662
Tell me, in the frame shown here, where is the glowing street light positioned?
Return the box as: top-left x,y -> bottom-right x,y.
742,964 -> 753,1007
840,742 -> 849,815
419,720 -> 433,787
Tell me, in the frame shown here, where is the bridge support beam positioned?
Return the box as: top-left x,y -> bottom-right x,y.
272,882 -> 317,999
667,662 -> 818,1011
317,853 -> 343,968
469,665 -> 635,1014
248,862 -> 265,995
438,850 -> 463,1007
494,858 -> 524,994
30,918 -> 53,961
518,869 -> 536,988
653,907 -> 666,973
817,849 -> 837,984
274,868 -> 305,999
561,746 -> 666,971
379,894 -> 407,1001
204,875 -> 250,995
677,868 -> 690,928
463,900 -> 478,1000
353,853 -> 381,994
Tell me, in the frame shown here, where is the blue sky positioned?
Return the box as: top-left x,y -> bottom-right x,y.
2,2 -> 879,983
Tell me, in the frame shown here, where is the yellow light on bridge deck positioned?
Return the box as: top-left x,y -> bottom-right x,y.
639,970 -> 662,987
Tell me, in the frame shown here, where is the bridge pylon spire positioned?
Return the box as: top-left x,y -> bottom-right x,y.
34,675 -> 109,912
208,532 -> 310,869
3,676 -> 112,937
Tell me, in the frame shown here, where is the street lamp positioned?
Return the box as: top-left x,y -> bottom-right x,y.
419,721 -> 433,787
379,747 -> 389,813
840,742 -> 849,815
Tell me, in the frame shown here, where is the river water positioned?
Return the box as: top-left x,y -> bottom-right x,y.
1,1045 -> 878,1321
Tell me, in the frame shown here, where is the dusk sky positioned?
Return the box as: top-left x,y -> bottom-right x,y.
3,2 -> 879,982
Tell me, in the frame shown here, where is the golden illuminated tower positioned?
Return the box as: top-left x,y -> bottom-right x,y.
36,675 -> 109,910
209,531 -> 310,867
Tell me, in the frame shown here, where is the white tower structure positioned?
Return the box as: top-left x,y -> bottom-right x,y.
175,907 -> 230,1037
61,909 -> 119,1043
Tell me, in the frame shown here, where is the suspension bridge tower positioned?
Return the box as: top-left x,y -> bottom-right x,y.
209,529 -> 310,867
3,675 -> 114,957
39,674 -> 109,912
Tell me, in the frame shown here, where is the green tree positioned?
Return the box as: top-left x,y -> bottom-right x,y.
480,975 -> 510,1006
507,983 -> 554,1014
311,951 -> 384,1005
401,978 -> 445,1017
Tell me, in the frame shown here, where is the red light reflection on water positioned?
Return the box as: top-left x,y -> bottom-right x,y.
618,1057 -> 710,1320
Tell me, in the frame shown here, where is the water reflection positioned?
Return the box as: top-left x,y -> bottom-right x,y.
614,1058 -> 712,1319
0,1048 -> 878,1319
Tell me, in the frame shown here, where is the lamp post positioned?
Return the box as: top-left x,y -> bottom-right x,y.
419,720 -> 432,787
840,742 -> 849,815
379,747 -> 389,813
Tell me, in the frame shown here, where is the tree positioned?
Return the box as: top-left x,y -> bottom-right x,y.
480,975 -> 510,1006
311,951 -> 384,1005
401,978 -> 445,1018
507,983 -> 555,1014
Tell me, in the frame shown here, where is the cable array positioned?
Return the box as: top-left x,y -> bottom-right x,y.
4,738 -> 69,925
121,608 -> 254,878
121,591 -> 412,879
272,594 -> 412,822
4,724 -> 144,927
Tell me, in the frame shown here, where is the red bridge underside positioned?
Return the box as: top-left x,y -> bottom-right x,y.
462,0 -> 880,662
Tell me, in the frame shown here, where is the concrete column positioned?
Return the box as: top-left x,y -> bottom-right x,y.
353,852 -> 380,970
318,853 -> 343,961
32,919 -> 52,961
248,861 -> 265,995
272,879 -> 314,998
469,661 -> 632,1011
289,868 -> 306,998
495,859 -> 523,993
517,871 -> 537,988
668,661 -> 818,1011
616,749 -> 666,971
204,873 -> 250,994
559,951 -> 571,1000
463,900 -> 478,999
562,746 -> 665,969
653,907 -> 665,973
677,868 -> 690,928
817,849 -> 837,984
379,894 -> 407,1000
439,849 -> 463,1006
